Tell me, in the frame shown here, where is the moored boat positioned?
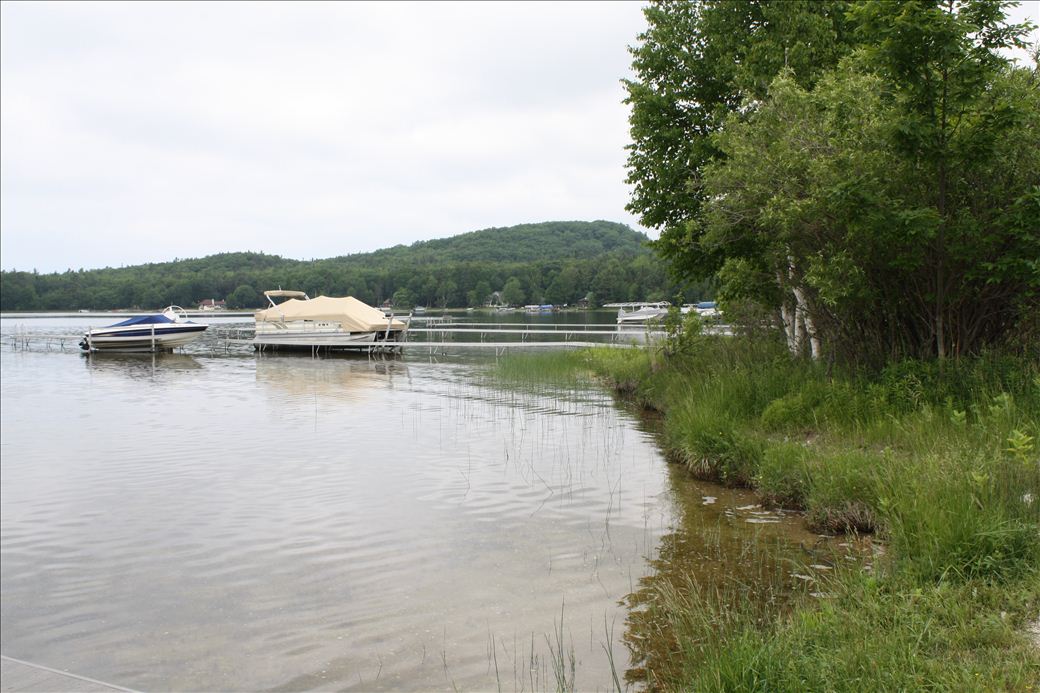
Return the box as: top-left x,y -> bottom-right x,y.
79,306 -> 208,352
253,291 -> 409,353
681,301 -> 720,318
609,301 -> 671,325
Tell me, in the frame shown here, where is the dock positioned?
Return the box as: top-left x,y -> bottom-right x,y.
0,655 -> 136,692
3,320 -> 670,356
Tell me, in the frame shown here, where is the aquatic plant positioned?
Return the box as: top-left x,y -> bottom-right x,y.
494,339 -> 1040,688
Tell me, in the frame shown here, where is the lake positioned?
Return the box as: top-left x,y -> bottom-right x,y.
1,313 -> 821,691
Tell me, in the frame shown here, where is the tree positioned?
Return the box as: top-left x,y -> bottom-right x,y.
0,273 -> 38,310
392,287 -> 415,308
0,222 -> 675,312
849,0 -> 1038,358
592,258 -> 628,302
436,278 -> 458,308
501,277 -> 525,306
626,0 -> 1037,362
546,265 -> 581,305
624,0 -> 854,282
474,280 -> 493,306
698,1 -> 1039,361
228,284 -> 260,309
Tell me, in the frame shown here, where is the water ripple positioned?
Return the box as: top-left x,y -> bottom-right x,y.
2,348 -> 670,691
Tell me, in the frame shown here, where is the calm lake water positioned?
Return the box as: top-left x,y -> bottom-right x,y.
1,313 -> 822,691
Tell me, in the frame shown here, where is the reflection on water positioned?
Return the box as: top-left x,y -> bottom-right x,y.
2,320 -> 829,692
621,435 -> 872,689
621,462 -> 817,688
254,354 -> 410,403
83,351 -> 204,378
1,346 -> 670,691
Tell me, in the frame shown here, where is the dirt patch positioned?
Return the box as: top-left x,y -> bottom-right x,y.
1028,617 -> 1040,649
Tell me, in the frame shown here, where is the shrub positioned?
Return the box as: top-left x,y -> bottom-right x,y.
804,450 -> 881,533
880,451 -> 1040,583
756,442 -> 811,508
666,403 -> 763,486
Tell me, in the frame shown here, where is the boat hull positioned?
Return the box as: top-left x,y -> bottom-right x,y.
617,309 -> 669,325
252,329 -> 406,352
80,324 -> 209,352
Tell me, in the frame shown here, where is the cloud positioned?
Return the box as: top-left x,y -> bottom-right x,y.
1,1 -> 649,271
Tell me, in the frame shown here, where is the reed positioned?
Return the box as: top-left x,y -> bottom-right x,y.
495,339 -> 1040,688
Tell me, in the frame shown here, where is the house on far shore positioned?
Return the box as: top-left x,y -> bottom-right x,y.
198,298 -> 227,311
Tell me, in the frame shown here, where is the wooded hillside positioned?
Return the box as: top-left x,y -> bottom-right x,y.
1,220 -> 706,310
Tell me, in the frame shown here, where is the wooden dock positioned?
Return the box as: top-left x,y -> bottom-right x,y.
0,655 -> 136,692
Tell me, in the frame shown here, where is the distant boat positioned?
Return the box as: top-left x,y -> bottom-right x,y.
253,290 -> 409,353
682,301 -> 720,318
80,306 -> 208,352
609,301 -> 670,325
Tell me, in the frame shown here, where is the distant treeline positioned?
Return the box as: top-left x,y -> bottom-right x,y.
0,221 -> 711,310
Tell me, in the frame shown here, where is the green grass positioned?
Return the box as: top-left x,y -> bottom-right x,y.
672,572 -> 1039,692
491,350 -> 593,387
495,334 -> 1040,690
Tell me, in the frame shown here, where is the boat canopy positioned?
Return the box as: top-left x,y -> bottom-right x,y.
109,314 -> 176,327
264,290 -> 309,299
255,295 -> 407,331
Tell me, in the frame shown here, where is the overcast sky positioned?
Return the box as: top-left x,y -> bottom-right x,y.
2,1 -> 1037,274
1,1 -> 649,272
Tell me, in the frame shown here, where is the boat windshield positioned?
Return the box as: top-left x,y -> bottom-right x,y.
109,314 -> 176,327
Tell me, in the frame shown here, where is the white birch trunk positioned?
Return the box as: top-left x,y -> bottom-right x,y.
787,257 -> 821,361
777,270 -> 800,355
780,302 -> 799,354
791,283 -> 820,361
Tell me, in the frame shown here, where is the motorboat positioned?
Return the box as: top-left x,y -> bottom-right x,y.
681,301 -> 720,318
253,290 -> 409,353
79,306 -> 208,352
609,301 -> 671,325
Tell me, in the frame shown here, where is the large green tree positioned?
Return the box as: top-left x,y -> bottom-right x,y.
624,0 -> 854,281
696,1 -> 1038,361
501,277 -> 525,307
627,0 -> 1038,361
849,0 -> 1039,358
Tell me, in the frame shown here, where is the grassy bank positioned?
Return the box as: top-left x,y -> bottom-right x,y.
496,333 -> 1040,690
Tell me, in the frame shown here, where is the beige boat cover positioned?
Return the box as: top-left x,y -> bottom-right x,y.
255,295 -> 407,332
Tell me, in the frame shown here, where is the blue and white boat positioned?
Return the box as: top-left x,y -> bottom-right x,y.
609,301 -> 671,325
681,301 -> 720,318
80,306 -> 208,352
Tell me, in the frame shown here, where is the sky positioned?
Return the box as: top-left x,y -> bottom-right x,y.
1,1 -> 650,272
2,1 -> 1037,274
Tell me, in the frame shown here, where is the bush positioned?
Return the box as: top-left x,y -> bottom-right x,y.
760,384 -> 829,431
756,442 -> 811,508
804,450 -> 881,534
880,452 -> 1040,583
666,403 -> 763,486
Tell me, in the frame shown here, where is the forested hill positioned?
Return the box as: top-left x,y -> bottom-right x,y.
1,220 -> 704,311
344,220 -> 646,265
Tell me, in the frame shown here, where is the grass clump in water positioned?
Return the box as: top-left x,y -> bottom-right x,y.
493,350 -> 594,388
499,334 -> 1040,688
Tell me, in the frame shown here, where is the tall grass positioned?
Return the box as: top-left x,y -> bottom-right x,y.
495,332 -> 1040,689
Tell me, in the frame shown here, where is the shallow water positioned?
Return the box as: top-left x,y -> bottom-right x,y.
1,314 -> 822,691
